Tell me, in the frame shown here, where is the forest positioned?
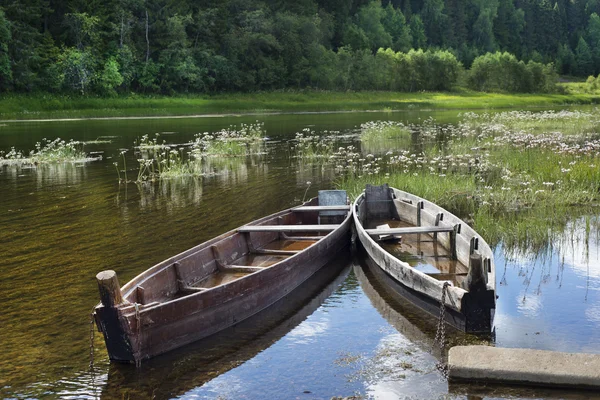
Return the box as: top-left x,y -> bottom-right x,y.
0,0 -> 599,95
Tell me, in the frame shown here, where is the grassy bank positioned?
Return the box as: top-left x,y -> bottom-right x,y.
334,109 -> 600,251
1,86 -> 599,121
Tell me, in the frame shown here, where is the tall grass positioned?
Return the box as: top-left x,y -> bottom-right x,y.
337,109 -> 600,252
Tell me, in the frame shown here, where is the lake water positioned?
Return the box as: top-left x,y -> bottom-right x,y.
1,110 -> 599,400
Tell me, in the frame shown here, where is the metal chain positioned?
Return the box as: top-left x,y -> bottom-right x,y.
89,309 -> 97,398
432,282 -> 450,379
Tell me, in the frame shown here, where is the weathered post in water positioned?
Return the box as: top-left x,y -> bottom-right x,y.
96,270 -> 124,308
94,270 -> 135,362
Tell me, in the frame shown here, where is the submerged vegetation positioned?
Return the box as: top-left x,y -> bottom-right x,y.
0,138 -> 99,165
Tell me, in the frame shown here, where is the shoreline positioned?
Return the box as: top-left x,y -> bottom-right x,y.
1,89 -> 598,122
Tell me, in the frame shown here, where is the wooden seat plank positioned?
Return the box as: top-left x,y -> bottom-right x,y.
239,224 -> 339,232
292,205 -> 350,212
222,265 -> 264,272
252,249 -> 300,255
365,226 -> 454,236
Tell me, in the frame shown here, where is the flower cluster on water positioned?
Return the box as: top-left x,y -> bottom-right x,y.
360,120 -> 411,142
291,129 -> 338,162
0,138 -> 98,166
191,122 -> 266,157
123,123 -> 267,183
337,110 -> 600,212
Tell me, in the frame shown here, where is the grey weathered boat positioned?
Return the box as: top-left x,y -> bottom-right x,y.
94,190 -> 351,364
353,184 -> 495,333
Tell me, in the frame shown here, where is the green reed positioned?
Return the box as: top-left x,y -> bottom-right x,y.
337,110 -> 600,253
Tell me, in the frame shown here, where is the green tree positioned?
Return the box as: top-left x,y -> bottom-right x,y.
0,8 -> 11,90
472,7 -> 496,52
587,12 -> 600,72
420,0 -> 446,46
493,0 -> 524,56
97,56 -> 123,94
343,1 -> 392,51
59,48 -> 94,94
409,15 -> 426,49
1,0 -> 56,91
575,36 -> 594,76
382,3 -> 412,51
556,43 -> 575,75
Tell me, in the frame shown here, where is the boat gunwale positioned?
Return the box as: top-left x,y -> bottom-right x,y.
352,187 -> 496,313
103,199 -> 351,315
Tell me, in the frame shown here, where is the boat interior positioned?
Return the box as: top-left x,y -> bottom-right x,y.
366,218 -> 469,287
124,191 -> 349,306
358,184 -> 480,288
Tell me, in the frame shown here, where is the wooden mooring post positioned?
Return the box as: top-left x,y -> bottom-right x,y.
96,270 -> 124,308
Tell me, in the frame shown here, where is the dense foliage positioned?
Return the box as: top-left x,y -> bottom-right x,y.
0,0 -> 597,95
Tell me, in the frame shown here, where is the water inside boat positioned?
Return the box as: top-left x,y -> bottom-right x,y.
368,219 -> 468,287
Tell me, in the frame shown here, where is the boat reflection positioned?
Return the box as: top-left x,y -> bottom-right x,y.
100,252 -> 351,399
355,247 -> 484,353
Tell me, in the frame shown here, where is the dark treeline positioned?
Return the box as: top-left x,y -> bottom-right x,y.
0,0 -> 598,95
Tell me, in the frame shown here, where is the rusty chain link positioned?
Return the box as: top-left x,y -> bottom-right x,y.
432,282 -> 450,379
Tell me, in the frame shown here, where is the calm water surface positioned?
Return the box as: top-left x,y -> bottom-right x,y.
1,109 -> 600,399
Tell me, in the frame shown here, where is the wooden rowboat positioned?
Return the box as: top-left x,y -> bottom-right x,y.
94,190 -> 352,364
353,184 -> 495,333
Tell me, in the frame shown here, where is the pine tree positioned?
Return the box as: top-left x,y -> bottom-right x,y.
420,0 -> 446,46
382,2 -> 412,51
0,7 -> 11,89
409,15 -> 426,49
575,36 -> 594,75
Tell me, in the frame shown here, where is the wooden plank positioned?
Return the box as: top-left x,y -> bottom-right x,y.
223,265 -> 264,273
365,226 -> 454,236
292,205 -> 350,212
281,233 -> 325,241
252,249 -> 300,255
238,224 -> 339,232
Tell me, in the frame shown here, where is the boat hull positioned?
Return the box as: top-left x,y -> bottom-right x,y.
95,200 -> 352,363
353,185 -> 495,333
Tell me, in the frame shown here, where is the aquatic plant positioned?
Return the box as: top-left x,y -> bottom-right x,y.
337,110 -> 600,242
0,138 -> 99,166
290,129 -> 337,162
191,122 -> 266,157
116,123 -> 267,183
360,121 -> 411,142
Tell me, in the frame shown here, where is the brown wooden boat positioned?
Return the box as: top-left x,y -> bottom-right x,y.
353,184 -> 496,333
94,190 -> 352,364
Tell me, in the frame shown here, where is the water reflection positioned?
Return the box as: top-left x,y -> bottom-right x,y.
3,110 -> 600,399
136,177 -> 204,211
1,161 -> 91,187
100,256 -> 350,400
494,214 -> 600,353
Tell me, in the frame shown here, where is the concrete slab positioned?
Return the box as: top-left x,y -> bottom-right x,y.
448,345 -> 600,390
